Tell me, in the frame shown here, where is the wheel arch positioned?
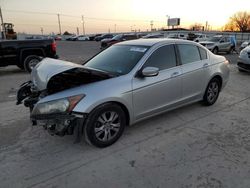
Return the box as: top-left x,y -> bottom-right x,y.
83,100 -> 131,126
19,48 -> 45,65
208,74 -> 223,91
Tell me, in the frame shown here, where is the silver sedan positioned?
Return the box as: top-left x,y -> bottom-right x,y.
238,45 -> 250,72
17,39 -> 230,147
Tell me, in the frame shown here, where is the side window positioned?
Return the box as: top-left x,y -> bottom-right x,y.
198,47 -> 208,60
144,45 -> 177,70
178,44 -> 201,64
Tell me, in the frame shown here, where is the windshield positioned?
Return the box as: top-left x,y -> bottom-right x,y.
209,37 -> 221,42
84,45 -> 149,75
112,34 -> 123,40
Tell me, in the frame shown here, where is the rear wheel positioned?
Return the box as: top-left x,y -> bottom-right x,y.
84,103 -> 126,148
203,78 -> 220,106
24,55 -> 42,73
212,47 -> 218,54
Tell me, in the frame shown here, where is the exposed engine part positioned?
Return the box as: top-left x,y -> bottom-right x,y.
47,68 -> 112,94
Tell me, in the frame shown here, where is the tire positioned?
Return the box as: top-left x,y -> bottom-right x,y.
212,47 -> 218,54
84,103 -> 126,148
227,47 -> 234,54
24,55 -> 42,73
203,78 -> 221,106
227,48 -> 231,54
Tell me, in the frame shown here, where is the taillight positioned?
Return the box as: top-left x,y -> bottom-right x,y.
51,41 -> 56,52
224,60 -> 230,65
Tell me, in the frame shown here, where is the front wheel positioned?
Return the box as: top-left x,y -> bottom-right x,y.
203,78 -> 220,106
24,55 -> 42,73
84,103 -> 126,148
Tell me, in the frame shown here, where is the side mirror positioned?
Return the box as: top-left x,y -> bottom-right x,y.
141,67 -> 159,77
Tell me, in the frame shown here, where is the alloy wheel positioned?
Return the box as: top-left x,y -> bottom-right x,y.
207,82 -> 219,103
28,59 -> 40,70
94,111 -> 121,142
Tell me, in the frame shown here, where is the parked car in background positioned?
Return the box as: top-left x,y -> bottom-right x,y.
167,33 -> 187,39
240,40 -> 250,51
54,36 -> 62,41
199,35 -> 232,54
193,33 -> 210,42
100,34 -> 138,49
25,36 -> 45,40
136,33 -> 147,38
95,34 -> 114,41
77,35 -> 90,41
66,35 -> 77,41
17,39 -> 229,147
238,45 -> 250,72
89,34 -> 101,41
187,33 -> 197,41
0,39 -> 58,72
143,33 -> 164,39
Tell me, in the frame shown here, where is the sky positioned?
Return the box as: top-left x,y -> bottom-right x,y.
0,0 -> 250,34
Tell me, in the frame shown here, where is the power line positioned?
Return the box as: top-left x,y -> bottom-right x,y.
2,9 -> 164,23
2,9 -> 56,16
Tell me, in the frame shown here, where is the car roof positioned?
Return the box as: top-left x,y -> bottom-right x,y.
116,38 -> 197,47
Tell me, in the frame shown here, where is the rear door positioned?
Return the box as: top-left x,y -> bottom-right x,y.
0,41 -> 18,66
132,44 -> 182,120
177,44 -> 210,102
219,37 -> 230,51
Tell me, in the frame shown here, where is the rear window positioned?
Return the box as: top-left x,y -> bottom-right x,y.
198,47 -> 208,60
177,44 -> 201,64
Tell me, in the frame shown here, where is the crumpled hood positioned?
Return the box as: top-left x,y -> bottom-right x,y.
31,58 -> 84,91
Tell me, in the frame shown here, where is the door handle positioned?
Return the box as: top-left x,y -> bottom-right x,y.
171,72 -> 180,77
203,63 -> 209,68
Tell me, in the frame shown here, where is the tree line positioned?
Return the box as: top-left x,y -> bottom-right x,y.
224,11 -> 250,32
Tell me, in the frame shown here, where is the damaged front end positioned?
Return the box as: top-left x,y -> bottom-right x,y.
16,58 -> 113,141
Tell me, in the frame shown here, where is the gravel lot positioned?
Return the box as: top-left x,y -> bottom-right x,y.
0,41 -> 250,188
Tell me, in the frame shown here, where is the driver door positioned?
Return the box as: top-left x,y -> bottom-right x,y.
132,44 -> 182,120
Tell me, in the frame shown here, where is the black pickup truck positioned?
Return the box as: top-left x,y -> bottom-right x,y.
0,39 -> 58,72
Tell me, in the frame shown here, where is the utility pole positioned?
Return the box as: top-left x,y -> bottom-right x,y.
81,15 -> 85,35
76,27 -> 79,35
0,6 -> 6,39
57,13 -> 62,35
150,20 -> 154,31
40,27 -> 43,35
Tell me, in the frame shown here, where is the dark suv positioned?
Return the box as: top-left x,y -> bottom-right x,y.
94,34 -> 114,41
101,34 -> 138,49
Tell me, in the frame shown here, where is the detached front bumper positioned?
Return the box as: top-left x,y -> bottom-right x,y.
31,112 -> 87,139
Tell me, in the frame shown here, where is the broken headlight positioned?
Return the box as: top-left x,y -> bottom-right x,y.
32,94 -> 84,115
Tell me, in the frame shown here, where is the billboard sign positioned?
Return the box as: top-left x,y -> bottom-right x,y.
167,18 -> 180,26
